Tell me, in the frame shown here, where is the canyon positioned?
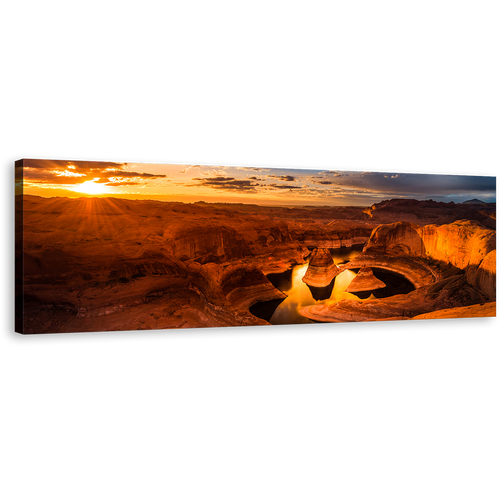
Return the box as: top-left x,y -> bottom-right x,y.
16,195 -> 496,333
301,219 -> 496,323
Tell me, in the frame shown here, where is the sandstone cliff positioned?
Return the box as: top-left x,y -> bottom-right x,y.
363,220 -> 496,300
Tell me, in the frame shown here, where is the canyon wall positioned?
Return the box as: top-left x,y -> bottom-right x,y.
300,218 -> 496,323
363,220 -> 496,300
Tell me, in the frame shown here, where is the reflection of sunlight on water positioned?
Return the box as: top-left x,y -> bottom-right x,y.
270,264 -> 372,325
324,269 -> 363,305
293,263 -> 308,284
269,248 -> 372,324
270,263 -> 311,324
331,248 -> 362,265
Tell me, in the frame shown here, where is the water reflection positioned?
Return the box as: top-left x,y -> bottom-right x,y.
250,298 -> 286,323
328,245 -> 365,265
253,245 -> 366,325
308,281 -> 334,301
264,264 -> 316,325
250,245 -> 414,325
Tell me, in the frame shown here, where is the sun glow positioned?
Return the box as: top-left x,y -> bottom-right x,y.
73,180 -> 109,195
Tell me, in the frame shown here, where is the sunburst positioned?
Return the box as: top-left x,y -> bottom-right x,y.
73,180 -> 109,195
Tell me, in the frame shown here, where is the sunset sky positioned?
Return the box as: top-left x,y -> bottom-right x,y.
16,159 -> 496,206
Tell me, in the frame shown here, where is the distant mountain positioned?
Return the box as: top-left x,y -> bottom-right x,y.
461,199 -> 487,205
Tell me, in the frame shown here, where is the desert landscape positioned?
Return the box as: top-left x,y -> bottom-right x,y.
14,158 -> 498,335
15,160 -> 496,334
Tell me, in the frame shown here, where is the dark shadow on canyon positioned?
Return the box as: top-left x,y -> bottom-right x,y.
366,223 -> 425,256
341,267 -> 415,298
307,279 -> 335,301
249,298 -> 286,322
266,269 -> 293,293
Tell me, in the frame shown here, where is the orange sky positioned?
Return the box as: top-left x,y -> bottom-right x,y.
15,159 -> 496,206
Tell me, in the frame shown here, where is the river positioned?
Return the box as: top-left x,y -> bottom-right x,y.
250,245 -> 414,324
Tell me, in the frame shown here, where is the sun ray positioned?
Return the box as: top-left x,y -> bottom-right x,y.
72,180 -> 110,195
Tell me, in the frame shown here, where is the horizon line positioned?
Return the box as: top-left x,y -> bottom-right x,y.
15,193 -> 497,207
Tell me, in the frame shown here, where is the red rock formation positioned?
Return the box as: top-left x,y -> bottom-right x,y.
301,273 -> 487,323
302,248 -> 340,287
300,218 -> 496,323
363,220 -> 496,300
344,266 -> 386,293
410,302 -> 496,320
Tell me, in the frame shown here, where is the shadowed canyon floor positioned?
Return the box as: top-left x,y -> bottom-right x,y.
16,195 -> 496,333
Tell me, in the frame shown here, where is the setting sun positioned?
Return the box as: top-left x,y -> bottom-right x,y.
73,180 -> 109,195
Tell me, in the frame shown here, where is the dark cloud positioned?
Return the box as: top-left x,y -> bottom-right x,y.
267,174 -> 296,182
191,176 -> 261,192
247,176 -> 263,181
22,159 -> 124,171
24,173 -> 86,184
268,183 -> 302,190
193,176 -> 235,182
313,180 -> 334,185
102,181 -> 141,187
324,172 -> 496,197
319,171 -> 345,177
301,170 -> 495,201
107,171 -> 166,179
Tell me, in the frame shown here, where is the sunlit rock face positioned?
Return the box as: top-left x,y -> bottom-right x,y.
364,221 -> 426,256
466,249 -> 496,302
410,302 -> 496,320
302,248 -> 340,287
364,220 -> 496,300
344,266 -> 386,293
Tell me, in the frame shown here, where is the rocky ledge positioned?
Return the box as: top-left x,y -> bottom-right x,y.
344,266 -> 386,293
301,273 -> 488,323
409,302 -> 496,320
302,248 -> 340,287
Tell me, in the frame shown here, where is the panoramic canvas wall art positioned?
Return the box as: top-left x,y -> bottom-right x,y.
15,159 -> 496,334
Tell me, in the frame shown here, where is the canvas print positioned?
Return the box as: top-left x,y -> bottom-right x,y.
15,159 -> 496,334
